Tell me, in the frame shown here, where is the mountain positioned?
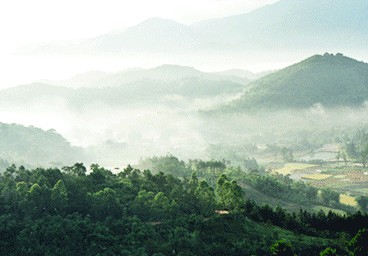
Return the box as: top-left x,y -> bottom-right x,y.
83,65 -> 250,87
85,18 -> 199,53
0,65 -> 248,110
0,123 -> 84,168
192,0 -> 368,51
25,0 -> 368,57
27,18 -> 199,55
219,53 -> 368,112
42,65 -> 250,88
211,69 -> 273,81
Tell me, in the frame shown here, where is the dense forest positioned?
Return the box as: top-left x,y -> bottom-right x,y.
1,158 -> 367,255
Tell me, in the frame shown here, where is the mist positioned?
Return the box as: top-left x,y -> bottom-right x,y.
0,0 -> 367,169
2,79 -> 368,168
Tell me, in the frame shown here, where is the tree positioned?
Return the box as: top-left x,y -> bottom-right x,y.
152,192 -> 178,218
195,180 -> 216,214
51,180 -> 68,212
28,183 -> 51,215
188,171 -> 199,193
270,240 -> 295,256
349,228 -> 368,256
320,247 -> 338,256
130,190 -> 155,220
16,182 -> 28,197
341,151 -> 348,165
281,147 -> 294,162
62,163 -> 86,177
318,189 -> 339,206
89,187 -> 120,219
215,174 -> 244,210
336,150 -> 341,165
357,196 -> 368,212
359,144 -> 368,168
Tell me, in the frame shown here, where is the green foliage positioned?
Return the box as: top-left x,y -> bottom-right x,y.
320,247 -> 338,256
51,180 -> 68,213
357,196 -> 368,212
349,228 -> 368,256
195,180 -> 216,215
270,239 -> 296,256
0,163 -> 365,255
318,189 -> 340,207
138,155 -> 191,177
223,53 -> 368,112
215,174 -> 244,210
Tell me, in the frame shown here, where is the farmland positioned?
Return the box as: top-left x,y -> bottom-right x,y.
268,162 -> 368,209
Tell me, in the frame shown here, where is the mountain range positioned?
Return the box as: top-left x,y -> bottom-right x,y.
2,53 -> 368,168
0,65 -> 252,110
25,0 -> 368,57
3,53 -> 368,112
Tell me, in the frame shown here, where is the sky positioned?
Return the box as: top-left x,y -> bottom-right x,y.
0,0 -> 279,88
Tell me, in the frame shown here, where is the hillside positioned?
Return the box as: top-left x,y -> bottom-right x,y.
221,53 -> 368,112
0,65 -> 248,109
0,123 -> 83,168
0,163 -> 362,255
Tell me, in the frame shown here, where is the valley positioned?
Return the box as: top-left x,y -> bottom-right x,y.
1,0 -> 368,254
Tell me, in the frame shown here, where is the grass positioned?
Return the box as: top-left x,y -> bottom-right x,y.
302,174 -> 331,180
339,194 -> 357,207
272,163 -> 317,175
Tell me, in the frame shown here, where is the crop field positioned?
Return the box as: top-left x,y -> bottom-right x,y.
270,162 -> 368,204
272,163 -> 317,175
339,194 -> 357,207
302,174 -> 331,180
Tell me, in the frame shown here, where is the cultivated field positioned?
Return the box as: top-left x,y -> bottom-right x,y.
268,162 -> 368,208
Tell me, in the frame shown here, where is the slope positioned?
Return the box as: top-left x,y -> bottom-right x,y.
221,53 -> 368,112
0,123 -> 84,168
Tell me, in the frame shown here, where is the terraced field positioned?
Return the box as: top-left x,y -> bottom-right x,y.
268,162 -> 368,209
271,163 -> 317,175
302,174 -> 331,180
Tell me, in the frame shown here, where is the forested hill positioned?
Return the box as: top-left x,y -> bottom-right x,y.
220,53 -> 368,112
0,123 -> 83,168
1,163 -> 367,255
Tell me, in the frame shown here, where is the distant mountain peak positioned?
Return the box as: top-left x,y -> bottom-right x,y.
151,64 -> 198,72
138,17 -> 186,26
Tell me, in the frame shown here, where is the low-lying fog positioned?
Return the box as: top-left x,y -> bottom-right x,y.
2,75 -> 368,168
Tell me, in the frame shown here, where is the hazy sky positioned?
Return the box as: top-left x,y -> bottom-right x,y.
0,0 -> 278,50
0,0 -> 280,88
